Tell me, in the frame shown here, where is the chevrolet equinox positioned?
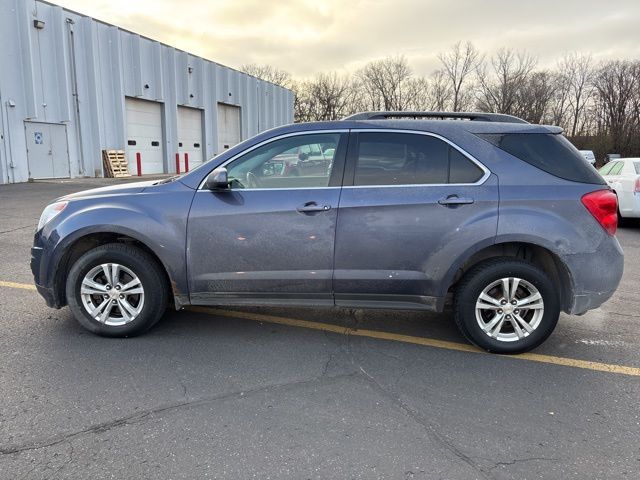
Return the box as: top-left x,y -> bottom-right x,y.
31,111 -> 624,354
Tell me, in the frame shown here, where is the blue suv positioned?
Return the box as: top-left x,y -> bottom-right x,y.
31,111 -> 624,353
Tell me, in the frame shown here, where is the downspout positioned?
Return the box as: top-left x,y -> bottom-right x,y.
0,89 -> 7,183
66,17 -> 85,176
1,93 -> 16,184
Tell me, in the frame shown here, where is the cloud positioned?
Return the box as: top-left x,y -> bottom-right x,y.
52,0 -> 640,79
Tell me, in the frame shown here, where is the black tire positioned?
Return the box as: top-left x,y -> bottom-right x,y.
453,258 -> 560,354
617,207 -> 627,227
66,243 -> 168,337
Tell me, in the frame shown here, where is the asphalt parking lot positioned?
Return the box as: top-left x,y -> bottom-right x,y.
0,179 -> 639,479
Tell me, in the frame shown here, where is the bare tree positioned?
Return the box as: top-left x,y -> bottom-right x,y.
558,53 -> 595,136
548,71 -> 571,127
302,73 -> 357,121
476,49 -> 537,115
425,70 -> 452,111
514,71 -> 557,123
243,54 -> 640,159
592,60 -> 640,155
240,64 -> 293,89
438,41 -> 481,111
396,76 -> 432,111
356,56 -> 417,111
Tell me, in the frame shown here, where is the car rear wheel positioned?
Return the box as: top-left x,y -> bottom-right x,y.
66,243 -> 168,337
454,258 -> 560,354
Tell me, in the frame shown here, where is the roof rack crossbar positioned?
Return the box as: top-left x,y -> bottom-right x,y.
342,111 -> 529,124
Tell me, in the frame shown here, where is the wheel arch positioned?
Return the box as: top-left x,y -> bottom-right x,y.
445,241 -> 574,313
52,229 -> 181,310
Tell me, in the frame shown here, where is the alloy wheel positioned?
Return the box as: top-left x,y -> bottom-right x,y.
474,277 -> 545,342
80,263 -> 145,326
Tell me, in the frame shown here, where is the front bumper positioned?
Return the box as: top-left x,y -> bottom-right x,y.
30,245 -> 43,279
35,282 -> 59,308
31,235 -> 62,308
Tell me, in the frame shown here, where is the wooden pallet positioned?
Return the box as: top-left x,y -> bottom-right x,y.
102,150 -> 130,178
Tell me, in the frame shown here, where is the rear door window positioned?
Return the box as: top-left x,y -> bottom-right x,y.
478,133 -> 605,185
449,148 -> 485,183
352,132 -> 484,186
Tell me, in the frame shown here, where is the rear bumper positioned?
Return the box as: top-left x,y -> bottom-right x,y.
561,236 -> 624,315
620,193 -> 640,218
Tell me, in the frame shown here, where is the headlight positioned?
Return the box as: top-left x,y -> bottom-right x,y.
37,201 -> 68,231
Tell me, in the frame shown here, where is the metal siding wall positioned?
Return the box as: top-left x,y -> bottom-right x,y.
0,0 -> 294,183
201,60 -> 214,161
18,0 -> 38,120
0,0 -> 31,183
80,16 -> 103,177
162,45 -> 178,171
175,51 -> 188,106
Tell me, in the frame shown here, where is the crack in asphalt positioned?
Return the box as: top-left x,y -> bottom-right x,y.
356,365 -> 494,480
0,372 -> 357,457
342,334 -> 493,480
489,456 -> 558,470
321,352 -> 335,376
607,310 -> 640,319
179,379 -> 188,399
0,225 -> 34,235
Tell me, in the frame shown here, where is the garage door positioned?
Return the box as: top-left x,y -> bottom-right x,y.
177,106 -> 203,171
217,103 -> 241,155
125,98 -> 164,175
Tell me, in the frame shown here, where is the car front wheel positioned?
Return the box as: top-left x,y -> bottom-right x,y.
66,243 -> 168,337
454,258 -> 560,354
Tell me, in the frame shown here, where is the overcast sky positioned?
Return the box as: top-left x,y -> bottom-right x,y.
53,0 -> 640,79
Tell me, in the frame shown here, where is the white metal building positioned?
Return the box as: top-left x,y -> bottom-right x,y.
0,0 -> 294,184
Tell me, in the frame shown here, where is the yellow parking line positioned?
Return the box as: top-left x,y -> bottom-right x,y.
0,280 -> 36,291
189,307 -> 640,377
2,280 -> 639,377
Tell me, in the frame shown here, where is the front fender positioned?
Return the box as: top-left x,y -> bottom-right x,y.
38,184 -> 195,308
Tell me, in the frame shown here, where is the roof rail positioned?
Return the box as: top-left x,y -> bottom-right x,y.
342,111 -> 529,124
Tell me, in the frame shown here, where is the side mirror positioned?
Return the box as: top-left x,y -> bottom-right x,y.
205,167 -> 229,190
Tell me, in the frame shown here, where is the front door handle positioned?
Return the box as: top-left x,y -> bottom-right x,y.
297,202 -> 331,213
438,195 -> 474,206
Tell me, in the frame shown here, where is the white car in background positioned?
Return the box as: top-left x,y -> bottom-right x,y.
599,158 -> 640,219
579,150 -> 596,165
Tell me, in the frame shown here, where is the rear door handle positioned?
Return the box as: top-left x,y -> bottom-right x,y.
297,202 -> 331,213
438,195 -> 474,206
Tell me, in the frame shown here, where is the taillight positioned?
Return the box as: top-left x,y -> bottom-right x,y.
581,190 -> 618,236
635,177 -> 640,193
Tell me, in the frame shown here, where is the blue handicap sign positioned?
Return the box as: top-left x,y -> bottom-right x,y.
34,132 -> 43,145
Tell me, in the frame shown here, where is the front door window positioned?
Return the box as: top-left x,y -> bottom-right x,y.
226,134 -> 342,189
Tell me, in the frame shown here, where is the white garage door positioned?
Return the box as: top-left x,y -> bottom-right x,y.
177,106 -> 203,171
125,98 -> 164,175
217,103 -> 241,155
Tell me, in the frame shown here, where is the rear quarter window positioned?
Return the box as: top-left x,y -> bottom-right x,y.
478,133 -> 605,185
